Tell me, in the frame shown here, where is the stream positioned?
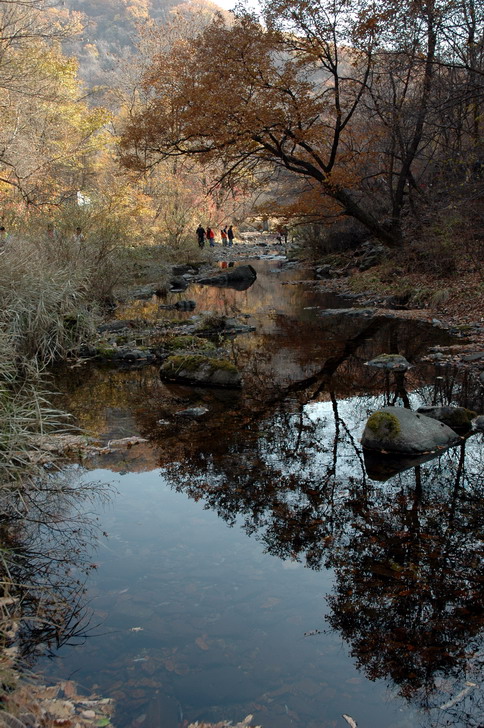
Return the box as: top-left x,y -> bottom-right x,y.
35,255 -> 484,728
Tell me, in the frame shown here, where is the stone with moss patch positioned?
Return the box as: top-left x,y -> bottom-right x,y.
366,411 -> 401,438
417,405 -> 477,432
362,406 -> 460,454
164,335 -> 216,352
160,354 -> 241,388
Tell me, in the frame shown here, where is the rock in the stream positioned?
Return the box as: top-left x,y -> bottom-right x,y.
361,406 -> 461,454
160,354 -> 242,387
198,264 -> 257,290
175,407 -> 209,418
366,354 -> 412,371
169,276 -> 188,291
416,405 -> 476,432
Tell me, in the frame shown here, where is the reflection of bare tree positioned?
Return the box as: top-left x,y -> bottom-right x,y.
162,376 -> 484,722
327,444 -> 484,718
164,393 -> 362,568
0,472 -> 110,661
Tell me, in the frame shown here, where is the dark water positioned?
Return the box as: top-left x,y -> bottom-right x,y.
37,256 -> 484,728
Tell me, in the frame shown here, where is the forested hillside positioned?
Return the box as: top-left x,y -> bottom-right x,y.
63,0 -> 224,85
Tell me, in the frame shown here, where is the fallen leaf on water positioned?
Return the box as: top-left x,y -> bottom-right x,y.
195,636 -> 210,650
342,715 -> 358,728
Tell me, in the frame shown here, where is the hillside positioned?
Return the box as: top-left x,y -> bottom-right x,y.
63,0 -> 225,86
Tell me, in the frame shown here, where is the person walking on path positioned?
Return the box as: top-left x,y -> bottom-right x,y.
207,226 -> 215,247
221,226 -> 228,246
227,225 -> 234,247
196,224 -> 205,249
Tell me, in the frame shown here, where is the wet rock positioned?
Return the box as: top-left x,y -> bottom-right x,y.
172,264 -> 201,276
113,348 -> 149,362
159,300 -> 196,310
129,284 -> 167,300
320,308 -> 376,317
194,314 -> 256,337
361,406 -> 461,454
366,354 -> 411,371
357,243 -> 386,271
462,351 -> 484,362
416,405 -> 477,432
315,264 -> 349,279
198,264 -> 257,290
169,276 -> 188,291
175,407 -> 209,418
160,355 -> 242,388
315,264 -> 332,279
78,344 -> 98,358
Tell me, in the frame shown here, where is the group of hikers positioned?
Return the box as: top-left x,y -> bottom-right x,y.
196,224 -> 235,249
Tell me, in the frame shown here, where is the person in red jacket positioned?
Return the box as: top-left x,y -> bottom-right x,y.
206,226 -> 215,247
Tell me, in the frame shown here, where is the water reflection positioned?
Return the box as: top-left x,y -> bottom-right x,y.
0,470 -> 109,662
160,388 -> 484,722
43,259 -> 484,727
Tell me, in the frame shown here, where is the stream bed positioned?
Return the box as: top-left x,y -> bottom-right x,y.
38,255 -> 484,728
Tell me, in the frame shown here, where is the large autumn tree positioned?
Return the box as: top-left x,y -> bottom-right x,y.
120,0 -> 483,247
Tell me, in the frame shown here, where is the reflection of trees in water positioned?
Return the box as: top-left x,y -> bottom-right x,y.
329,441 -> 484,721
163,382 -> 484,719
0,472 -> 109,662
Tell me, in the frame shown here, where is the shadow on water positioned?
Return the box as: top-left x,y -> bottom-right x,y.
0,471 -> 110,663
35,257 -> 484,727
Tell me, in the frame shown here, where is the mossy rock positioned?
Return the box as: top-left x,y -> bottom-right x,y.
417,406 -> 477,432
366,411 -> 401,438
195,314 -> 227,333
164,335 -> 216,352
95,345 -> 117,359
362,406 -> 460,454
160,354 -> 241,388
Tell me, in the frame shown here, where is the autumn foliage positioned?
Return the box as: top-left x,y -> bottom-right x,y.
120,0 -> 484,247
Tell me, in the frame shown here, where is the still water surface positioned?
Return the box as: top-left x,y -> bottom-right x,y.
41,256 -> 484,728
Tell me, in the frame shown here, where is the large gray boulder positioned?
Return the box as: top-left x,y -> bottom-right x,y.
160,354 -> 241,388
361,406 -> 461,454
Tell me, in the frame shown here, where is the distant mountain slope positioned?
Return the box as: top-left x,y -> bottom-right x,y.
63,0 -> 227,86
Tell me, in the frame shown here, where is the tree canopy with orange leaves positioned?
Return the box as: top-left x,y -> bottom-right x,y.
120,0 -> 483,246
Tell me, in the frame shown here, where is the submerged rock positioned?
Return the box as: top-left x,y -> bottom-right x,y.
159,300 -> 196,311
194,314 -> 256,337
175,407 -> 209,418
361,406 -> 460,454
320,308 -> 376,317
160,354 -> 242,388
416,405 -> 477,432
366,354 -> 411,371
